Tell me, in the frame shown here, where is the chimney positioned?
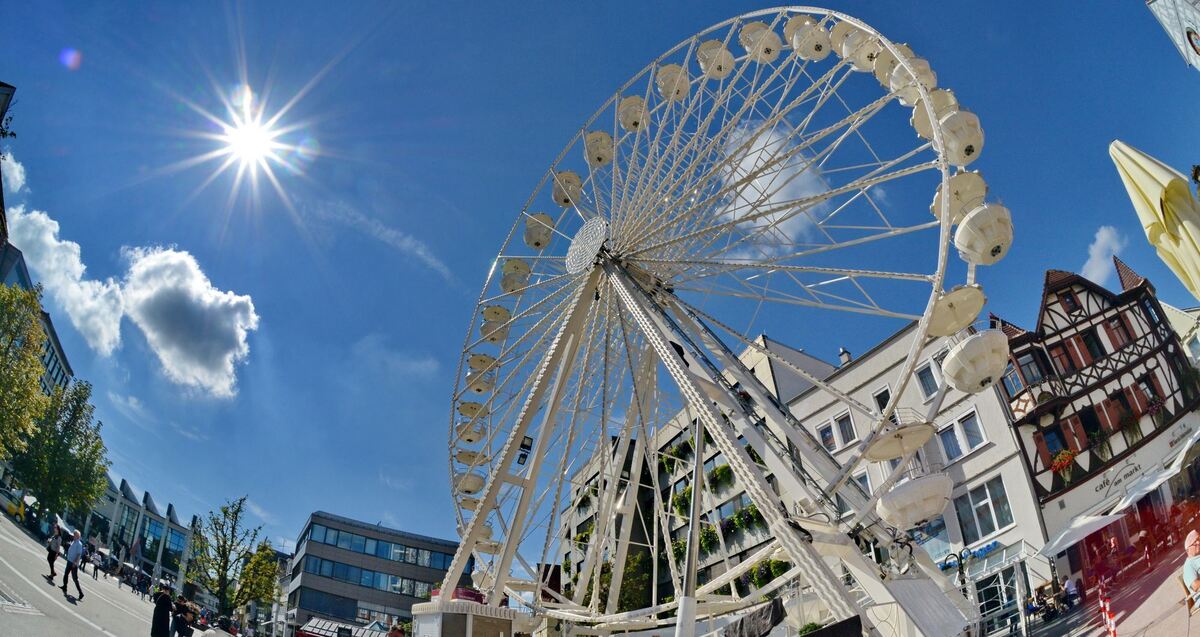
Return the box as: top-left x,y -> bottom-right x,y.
838,347 -> 852,366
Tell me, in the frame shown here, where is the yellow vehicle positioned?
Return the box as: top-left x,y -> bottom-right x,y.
1,488 -> 27,521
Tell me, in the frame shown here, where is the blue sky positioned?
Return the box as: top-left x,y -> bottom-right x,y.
1,1 -> 1198,550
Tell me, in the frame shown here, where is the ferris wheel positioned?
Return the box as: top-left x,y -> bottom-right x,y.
440,7 -> 1013,636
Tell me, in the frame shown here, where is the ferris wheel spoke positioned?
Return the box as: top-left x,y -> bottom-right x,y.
624,91 -> 900,258
669,295 -> 882,423
630,258 -> 932,284
615,58 -> 856,253
675,278 -> 923,322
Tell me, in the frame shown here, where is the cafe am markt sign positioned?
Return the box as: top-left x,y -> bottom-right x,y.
1046,416 -> 1197,530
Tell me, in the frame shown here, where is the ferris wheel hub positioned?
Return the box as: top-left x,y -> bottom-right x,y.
565,216 -> 610,274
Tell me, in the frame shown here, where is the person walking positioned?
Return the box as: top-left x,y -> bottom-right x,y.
60,530 -> 84,599
172,605 -> 196,637
151,584 -> 174,637
1061,576 -> 1077,610
199,616 -> 235,637
90,551 -> 101,579
46,523 -> 62,577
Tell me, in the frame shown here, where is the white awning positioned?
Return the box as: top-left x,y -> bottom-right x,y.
1038,514 -> 1125,557
1108,466 -> 1178,514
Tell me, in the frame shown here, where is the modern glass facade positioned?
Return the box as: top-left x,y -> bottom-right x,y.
305,523 -> 456,571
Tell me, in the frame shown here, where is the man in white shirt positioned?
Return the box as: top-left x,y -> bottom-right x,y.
1183,530 -> 1200,605
60,530 -> 84,599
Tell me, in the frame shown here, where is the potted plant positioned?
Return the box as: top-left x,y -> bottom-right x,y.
706,464 -> 733,491
1087,429 -> 1111,461
1146,397 -> 1167,427
1050,449 -> 1077,483
1119,411 -> 1142,445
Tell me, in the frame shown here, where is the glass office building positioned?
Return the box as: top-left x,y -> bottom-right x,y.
287,511 -> 470,631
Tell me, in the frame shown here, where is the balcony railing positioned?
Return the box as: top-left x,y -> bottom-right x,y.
1010,375 -> 1069,421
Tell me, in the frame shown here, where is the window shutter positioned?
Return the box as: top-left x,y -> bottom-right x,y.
1125,386 -> 1145,417
1064,415 -> 1085,452
1071,336 -> 1091,367
1031,431 -> 1051,471
1120,312 -> 1137,342
1151,372 -> 1165,400
1103,318 -> 1121,350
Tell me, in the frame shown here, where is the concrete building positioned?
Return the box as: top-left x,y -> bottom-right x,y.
560,329 -> 1050,633
991,258 -> 1200,591
287,511 -> 469,632
78,474 -> 198,584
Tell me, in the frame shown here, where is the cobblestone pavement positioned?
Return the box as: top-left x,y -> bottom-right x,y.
0,512 -> 157,636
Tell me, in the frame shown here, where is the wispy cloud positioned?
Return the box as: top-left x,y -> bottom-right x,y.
351,333 -> 439,380
1081,225 -> 1128,286
245,499 -> 277,525
168,421 -> 208,442
378,468 -> 412,492
107,391 -> 155,429
306,199 -> 454,282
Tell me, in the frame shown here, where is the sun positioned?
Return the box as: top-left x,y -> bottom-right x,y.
220,101 -> 279,169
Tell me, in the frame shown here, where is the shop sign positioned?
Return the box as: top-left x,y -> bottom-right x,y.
1095,459 -> 1143,499
1168,423 -> 1195,450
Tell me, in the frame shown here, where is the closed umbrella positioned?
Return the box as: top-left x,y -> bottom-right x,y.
1109,140 -> 1200,300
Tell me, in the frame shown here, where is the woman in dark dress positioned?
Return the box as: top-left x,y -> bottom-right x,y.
151,586 -> 174,637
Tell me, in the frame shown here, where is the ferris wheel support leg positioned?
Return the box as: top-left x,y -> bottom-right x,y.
605,263 -> 860,629
438,269 -> 602,600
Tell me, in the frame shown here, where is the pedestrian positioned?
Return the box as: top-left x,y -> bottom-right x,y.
152,584 -> 174,637
60,529 -> 84,599
387,622 -> 406,637
91,551 -> 102,579
1182,529 -> 1200,605
1061,576 -> 1077,610
46,523 -> 62,577
199,615 -> 235,637
172,605 -> 197,637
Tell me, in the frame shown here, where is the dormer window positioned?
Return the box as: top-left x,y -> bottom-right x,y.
1060,290 -> 1081,314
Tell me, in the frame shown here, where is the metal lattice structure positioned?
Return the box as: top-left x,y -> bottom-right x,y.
441,7 -> 1014,635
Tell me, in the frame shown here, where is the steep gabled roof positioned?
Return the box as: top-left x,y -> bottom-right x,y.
1113,255 -> 1150,292
759,335 -> 837,403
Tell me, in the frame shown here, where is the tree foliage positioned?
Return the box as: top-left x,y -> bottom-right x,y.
10,380 -> 109,521
236,540 -> 280,610
0,283 -> 48,460
188,496 -> 272,615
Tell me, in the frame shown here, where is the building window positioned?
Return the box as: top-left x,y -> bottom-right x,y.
1080,328 -> 1105,361
818,424 -> 836,451
1142,299 -> 1161,325
1137,374 -> 1161,400
1049,344 -> 1076,376
916,364 -> 939,400
1059,291 -> 1081,314
1189,337 -> 1200,361
1001,363 -> 1023,398
873,388 -> 897,425
1016,352 -> 1044,385
854,471 -> 870,495
953,476 -> 1014,545
977,566 -> 1019,633
1042,426 -> 1067,456
938,412 -> 985,463
1107,316 -> 1132,349
835,412 -> 856,446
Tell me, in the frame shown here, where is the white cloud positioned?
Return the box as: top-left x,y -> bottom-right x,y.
720,121 -> 829,252
1,152 -> 26,193
1081,225 -> 1128,286
122,247 -> 260,398
307,200 -> 454,282
168,421 -> 208,442
7,197 -> 259,398
245,499 -> 276,525
7,205 -> 125,354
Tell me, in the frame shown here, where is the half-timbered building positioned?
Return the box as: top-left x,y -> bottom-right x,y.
992,257 -> 1200,586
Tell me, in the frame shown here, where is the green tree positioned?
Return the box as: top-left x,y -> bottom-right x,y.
10,380 -> 109,522
188,496 -> 267,615
0,283 -> 48,460
236,540 -> 280,610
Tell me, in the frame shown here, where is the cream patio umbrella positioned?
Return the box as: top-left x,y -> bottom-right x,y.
1109,140 -> 1200,301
